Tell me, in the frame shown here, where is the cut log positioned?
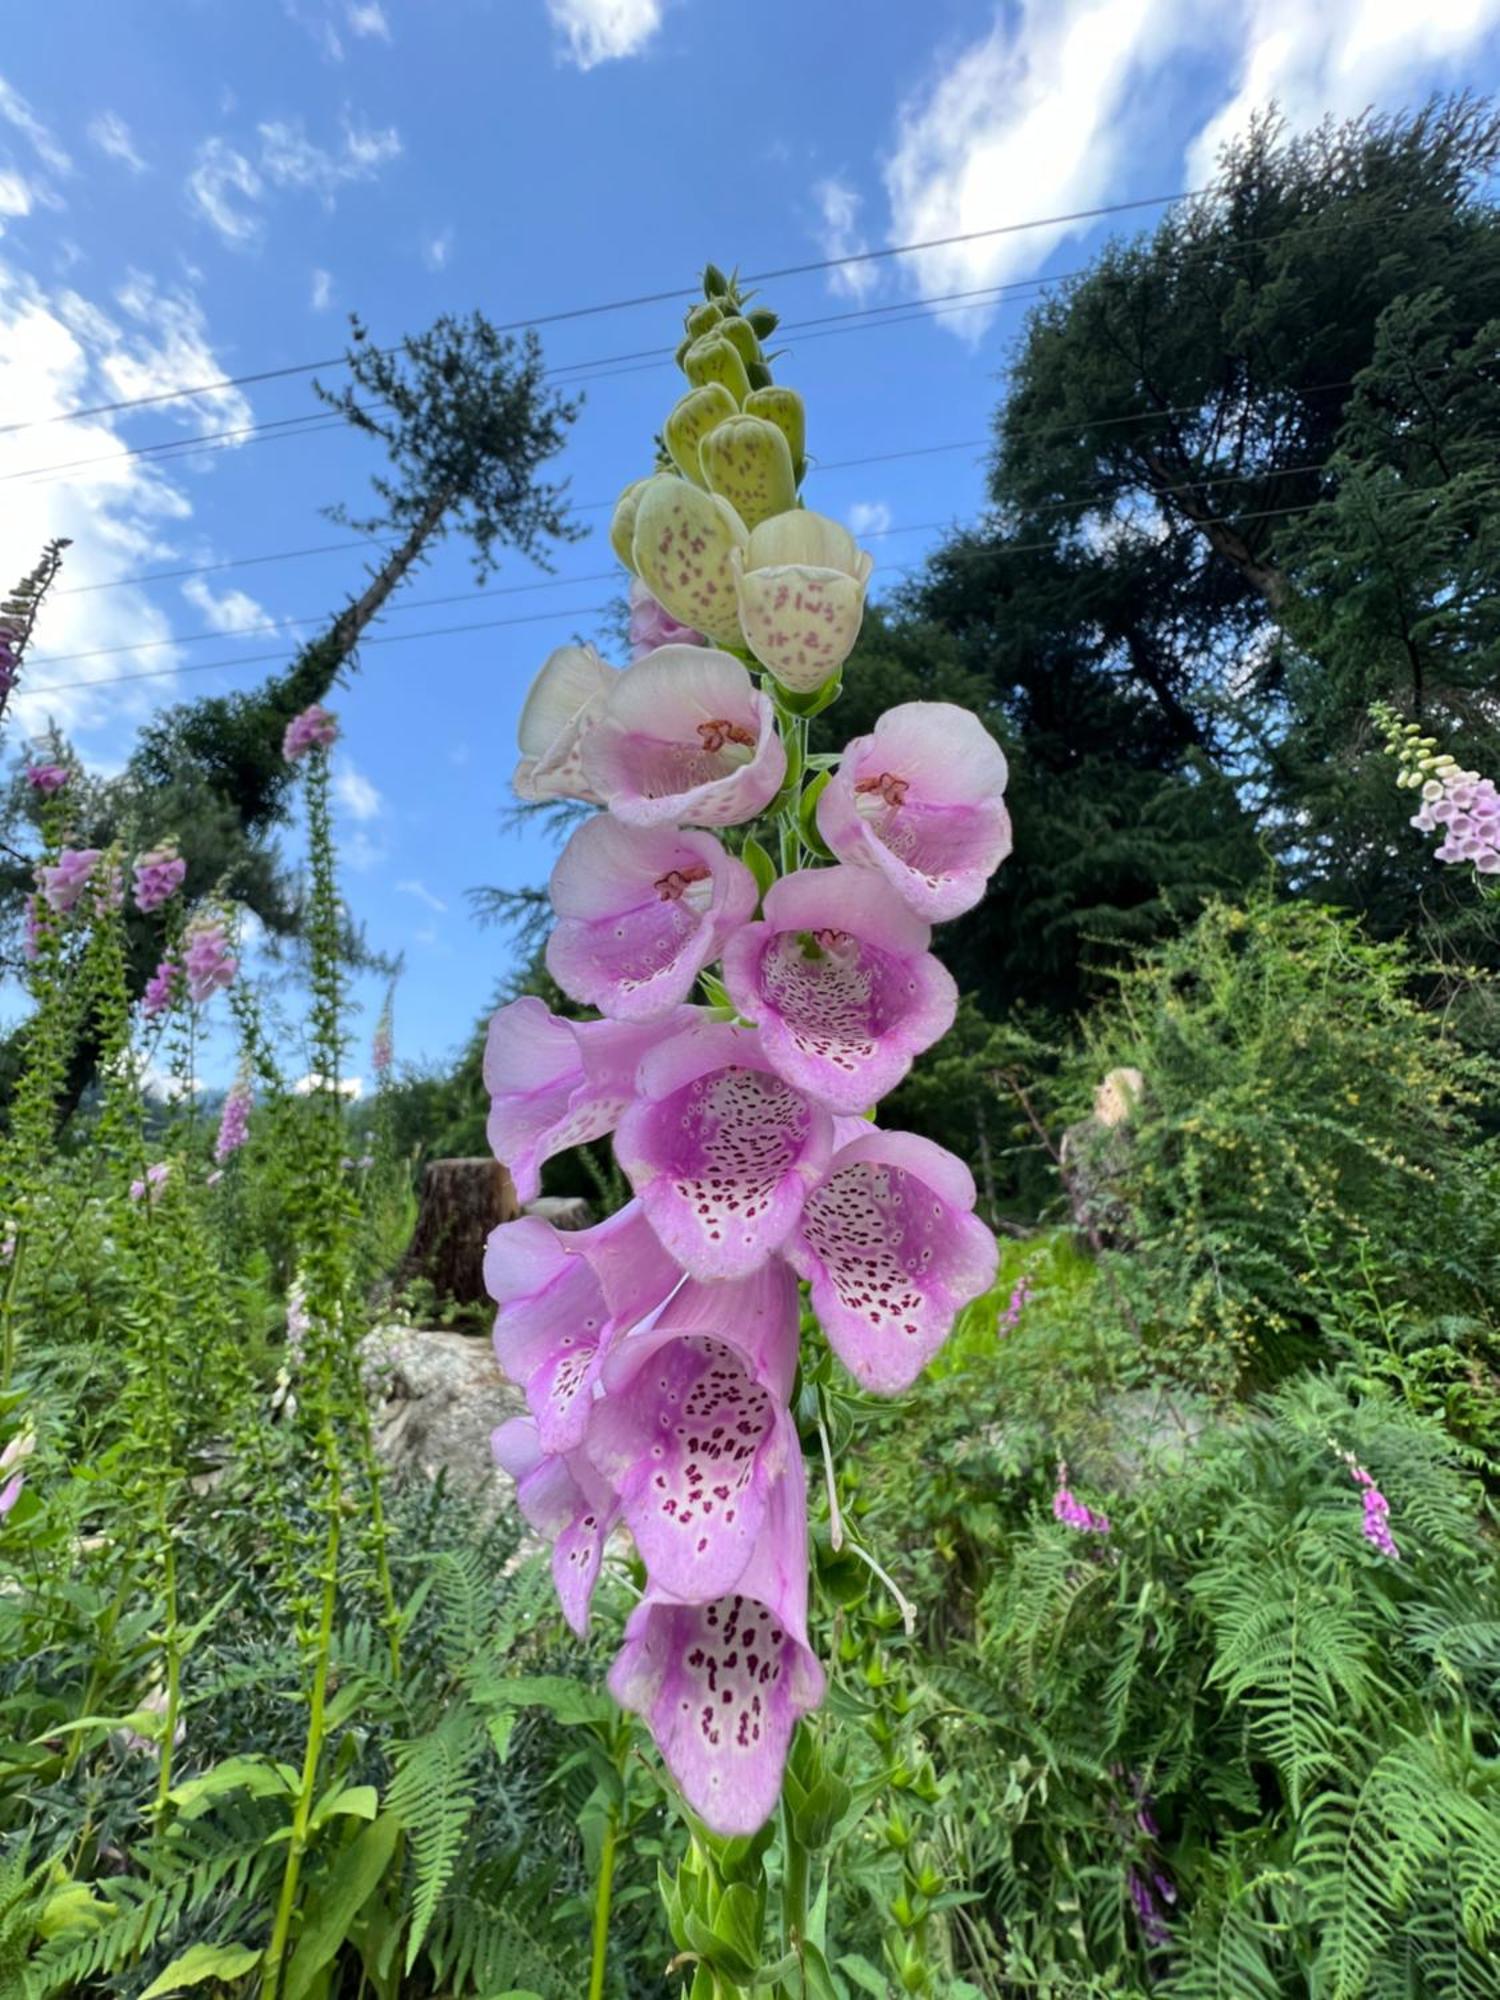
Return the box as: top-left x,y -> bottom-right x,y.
401,1157 -> 516,1307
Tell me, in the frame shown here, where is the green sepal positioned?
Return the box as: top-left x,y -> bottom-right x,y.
746,360 -> 773,391
664,384 -> 738,487
798,772 -> 833,859
775,672 -> 844,720
747,306 -> 779,338
702,262 -> 729,298
740,836 -> 777,905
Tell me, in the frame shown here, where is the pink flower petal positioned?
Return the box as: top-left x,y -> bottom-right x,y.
787,1128 -> 998,1392
545,817 -> 757,1023
492,1416 -> 619,1637
721,865 -> 957,1112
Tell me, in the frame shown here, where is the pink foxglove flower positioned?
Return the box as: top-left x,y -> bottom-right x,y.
817,701 -> 1012,921
214,1080 -> 252,1164
608,1453 -> 825,1837
183,917 -> 237,1004
580,646 -> 786,829
372,1014 -> 393,1076
142,957 -> 178,1017
492,1416 -> 620,1637
545,816 -> 757,1023
628,577 -> 705,658
0,1427 -> 34,1520
36,848 -> 102,914
129,1161 -> 172,1204
1341,1451 -> 1400,1560
484,997 -> 699,1204
283,703 -> 339,763
720,864 -> 957,1113
615,1021 -> 833,1281
25,762 -> 69,795
730,509 -> 873,694
1410,768 -> 1500,875
132,843 -> 186,913
485,1202 -> 680,1454
1052,1467 -> 1111,1535
787,1129 -> 997,1393
587,1261 -> 800,1602
22,893 -> 43,963
513,644 -> 616,803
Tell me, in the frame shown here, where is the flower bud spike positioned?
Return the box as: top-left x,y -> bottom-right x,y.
631,476 -> 749,647
744,387 -> 806,482
665,385 -> 739,487
683,334 -> 751,405
699,417 -> 798,532
686,300 -> 724,340
717,316 -> 761,370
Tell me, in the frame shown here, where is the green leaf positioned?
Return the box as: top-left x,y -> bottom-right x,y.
836,1953 -> 889,1996
741,836 -> 777,904
489,1675 -> 615,1726
139,1942 -> 263,1997
169,1755 -> 296,1818
310,1783 -> 378,1827
283,1812 -> 401,2000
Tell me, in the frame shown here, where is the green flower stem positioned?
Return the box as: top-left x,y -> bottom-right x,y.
587,1802 -> 619,2000
780,1794 -> 811,1994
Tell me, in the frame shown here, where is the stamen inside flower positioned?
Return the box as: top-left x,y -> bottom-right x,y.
698,718 -> 757,758
854,770 -> 908,813
654,864 -> 713,914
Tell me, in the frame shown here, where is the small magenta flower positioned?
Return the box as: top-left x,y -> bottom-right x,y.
25,762 -> 69,795
129,1161 -> 172,1204
214,1079 -> 252,1164
1052,1466 -> 1111,1535
586,1263 -> 800,1602
142,957 -> 178,1017
1341,1451 -> 1400,1560
614,1021 -> 834,1281
0,1427 -> 35,1520
720,864 -> 957,1113
817,702 -> 1012,921
786,1128 -> 997,1392
545,816 -> 758,1023
483,996 -> 700,1204
372,1013 -> 393,1077
37,847 -> 102,914
491,1416 -> 621,1637
581,646 -> 787,829
628,577 -> 706,659
283,703 -> 340,763
1411,770 -> 1500,875
182,917 -> 237,1004
22,893 -> 44,963
1001,1272 -> 1034,1332
608,1454 -> 825,1836
133,842 -> 187,913
485,1201 -> 680,1453
514,643 -> 617,803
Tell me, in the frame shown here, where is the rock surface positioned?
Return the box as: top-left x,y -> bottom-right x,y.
522,1195 -> 594,1231
360,1325 -> 522,1508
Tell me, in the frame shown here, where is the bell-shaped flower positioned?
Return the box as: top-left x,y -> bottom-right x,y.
816,701 -> 1011,921
664,384 -> 738,488
700,416 -> 798,532
587,1261 -> 800,1602
787,1129 -> 998,1393
485,1201 -> 680,1453
610,477 -> 651,570
721,864 -> 957,1113
513,644 -> 617,803
615,1021 -> 832,1280
545,817 -> 757,1023
581,647 -> 786,830
608,1452 -> 824,1836
731,510 -> 874,695
492,1417 -> 619,1637
627,578 -> 704,658
631,475 -> 748,648
484,996 -> 699,1203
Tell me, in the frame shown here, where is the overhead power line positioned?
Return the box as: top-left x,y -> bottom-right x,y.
0,188 -> 1198,437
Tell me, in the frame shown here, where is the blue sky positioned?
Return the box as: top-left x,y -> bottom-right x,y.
2,0 -> 1497,1086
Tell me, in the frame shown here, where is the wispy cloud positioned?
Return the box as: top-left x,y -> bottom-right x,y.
421,226 -> 453,271
258,115 -> 402,204
395,878 -> 448,914
181,576 -> 270,635
847,500 -> 892,537
310,265 -> 333,310
0,74 -> 71,176
334,759 -> 385,822
88,112 -> 147,174
186,137 -> 264,245
347,1 -> 392,38
814,178 -> 877,301
547,0 -> 667,69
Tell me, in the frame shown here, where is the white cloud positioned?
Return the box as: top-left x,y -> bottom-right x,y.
310,266 -> 333,310
814,178 -> 877,301
186,137 -> 264,245
883,0 -> 1185,342
548,0 -> 666,69
0,170 -> 33,224
0,257 -> 253,738
1185,0 -> 1500,185
395,877 -> 447,913
334,759 -> 384,822
88,112 -> 147,174
181,575 -> 269,635
101,273 -> 254,430
293,1071 -> 364,1098
257,115 -> 402,204
421,226 -> 453,271
347,1 -> 392,37
847,500 -> 893,537
0,75 -> 71,176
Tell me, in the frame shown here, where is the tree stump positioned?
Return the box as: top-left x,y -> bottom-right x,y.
401,1158 -> 516,1309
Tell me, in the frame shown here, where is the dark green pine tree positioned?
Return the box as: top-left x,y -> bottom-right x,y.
1,311 -> 582,1122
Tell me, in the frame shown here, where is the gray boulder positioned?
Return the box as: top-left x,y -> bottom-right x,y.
360,1326 -> 523,1509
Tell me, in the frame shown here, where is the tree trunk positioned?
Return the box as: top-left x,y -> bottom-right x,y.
401,1157 -> 516,1311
